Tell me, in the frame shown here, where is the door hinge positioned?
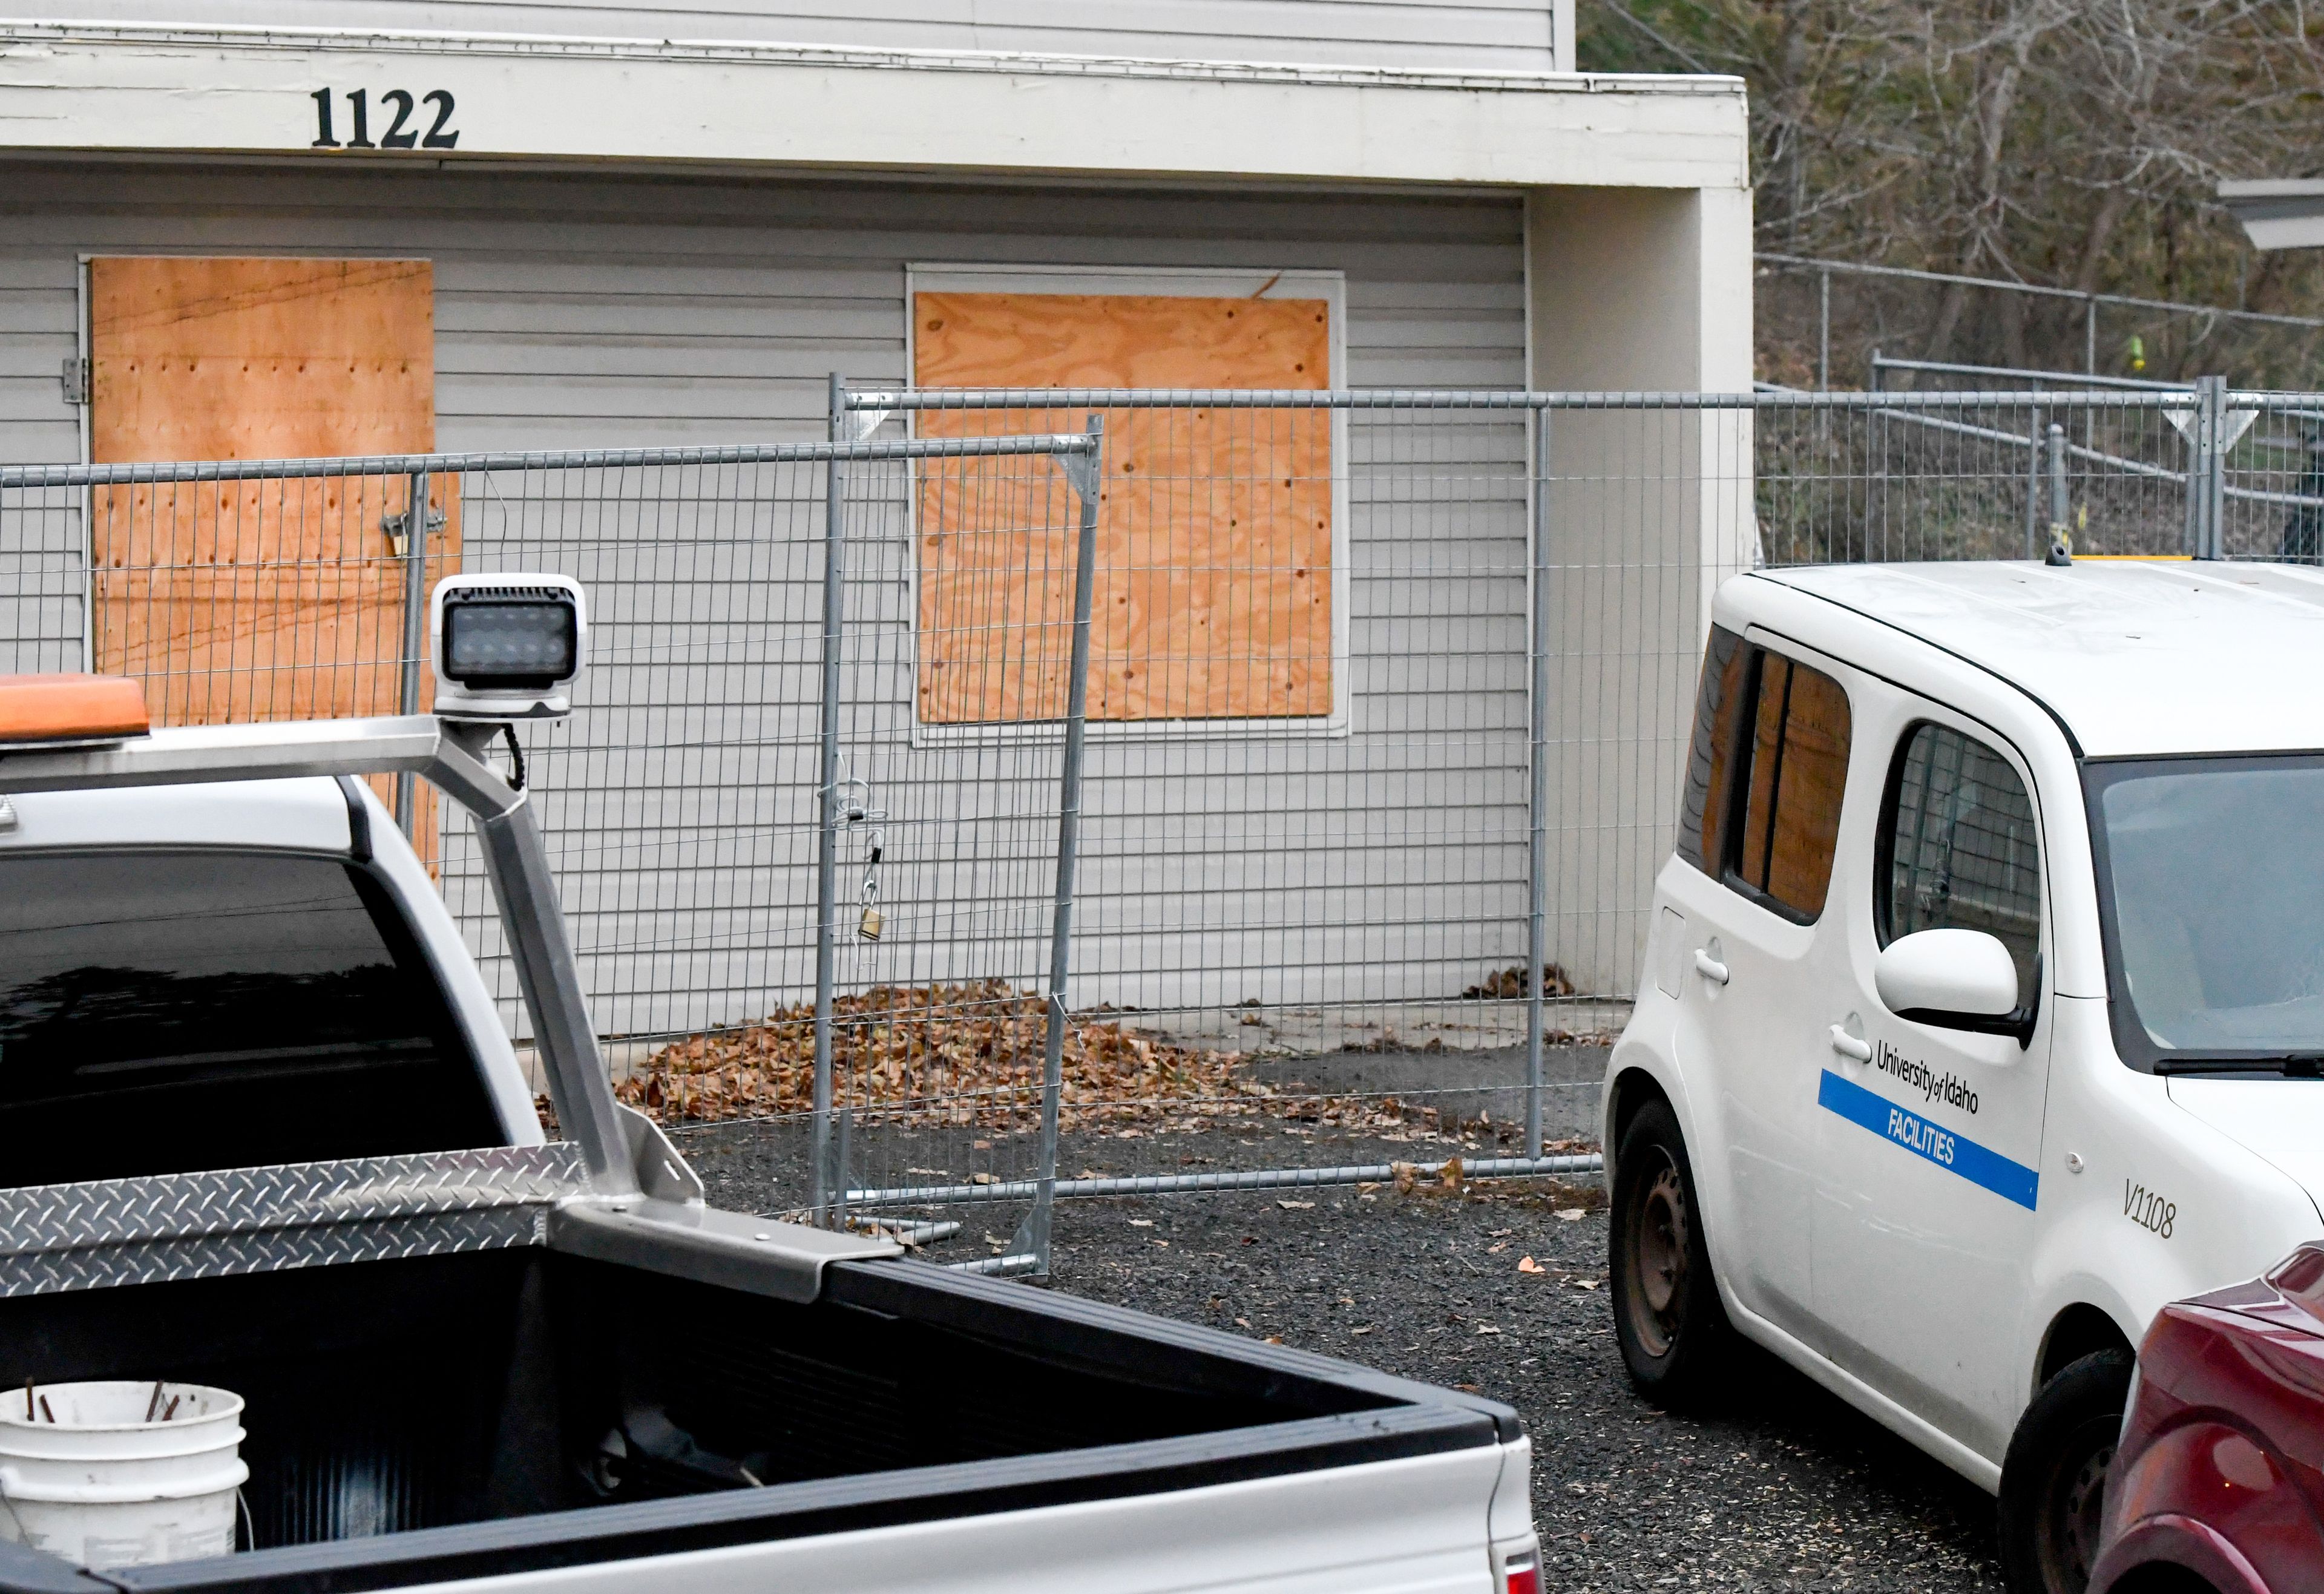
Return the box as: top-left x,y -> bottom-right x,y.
60,357 -> 87,407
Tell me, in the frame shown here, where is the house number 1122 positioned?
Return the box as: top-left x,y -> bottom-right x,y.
310,88 -> 460,150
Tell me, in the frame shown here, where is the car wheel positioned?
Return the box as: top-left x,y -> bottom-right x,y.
1609,1097 -> 1733,1403
1998,1347 -> 2134,1594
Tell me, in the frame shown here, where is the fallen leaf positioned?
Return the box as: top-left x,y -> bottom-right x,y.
1454,1383 -> 1481,1393
1276,1199 -> 1316,1210
1475,1323 -> 1501,1334
1487,1228 -> 1514,1238
1235,1317 -> 1252,1328
608,983 -> 1382,1134
969,1172 -> 996,1186
1263,1335 -> 1284,1345
1486,1242 -> 1509,1254
1556,1207 -> 1587,1222
1128,1219 -> 1154,1227
1351,1325 -> 1375,1336
1517,1256 -> 1545,1274
1575,1277 -> 1601,1290
1153,1239 -> 1170,1248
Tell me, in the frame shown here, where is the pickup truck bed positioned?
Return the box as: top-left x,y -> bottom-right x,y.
0,1207 -> 1512,1594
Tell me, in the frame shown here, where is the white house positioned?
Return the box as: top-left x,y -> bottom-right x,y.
0,2 -> 1751,1038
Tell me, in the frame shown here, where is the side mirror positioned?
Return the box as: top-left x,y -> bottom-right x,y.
1874,928 -> 2038,1047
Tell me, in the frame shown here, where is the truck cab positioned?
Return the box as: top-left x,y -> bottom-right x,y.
1603,559 -> 2324,1594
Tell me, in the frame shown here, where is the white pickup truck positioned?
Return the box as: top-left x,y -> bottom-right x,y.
0,589 -> 1538,1593
1604,559 -> 2324,1594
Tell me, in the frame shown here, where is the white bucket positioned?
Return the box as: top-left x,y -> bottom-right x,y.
0,1382 -> 246,1569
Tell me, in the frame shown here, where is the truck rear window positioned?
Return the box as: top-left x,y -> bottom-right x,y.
0,849 -> 505,1186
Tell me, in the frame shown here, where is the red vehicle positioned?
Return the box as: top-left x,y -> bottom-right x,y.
2095,1245 -> 2324,1594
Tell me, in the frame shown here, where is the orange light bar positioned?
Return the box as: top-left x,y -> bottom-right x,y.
0,674 -> 151,749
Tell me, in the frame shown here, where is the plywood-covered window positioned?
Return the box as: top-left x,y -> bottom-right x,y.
87,255 -> 449,851
908,267 -> 1344,728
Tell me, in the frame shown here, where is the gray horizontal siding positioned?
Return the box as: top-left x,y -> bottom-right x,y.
39,0 -> 1563,72
0,158 -> 1534,1037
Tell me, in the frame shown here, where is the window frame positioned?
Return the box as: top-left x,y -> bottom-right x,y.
1702,642 -> 1853,927
902,262 -> 1351,744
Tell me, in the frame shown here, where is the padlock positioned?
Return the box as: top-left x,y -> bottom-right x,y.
856,831 -> 885,941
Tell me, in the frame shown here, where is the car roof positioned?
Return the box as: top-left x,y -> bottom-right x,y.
1746,560 -> 2324,758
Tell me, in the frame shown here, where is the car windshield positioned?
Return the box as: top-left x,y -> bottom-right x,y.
2090,755 -> 2324,1066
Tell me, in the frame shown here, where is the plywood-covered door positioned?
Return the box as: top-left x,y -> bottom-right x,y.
88,257 -> 454,858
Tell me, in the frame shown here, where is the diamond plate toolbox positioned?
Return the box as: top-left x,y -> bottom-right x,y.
0,1144 -> 593,1296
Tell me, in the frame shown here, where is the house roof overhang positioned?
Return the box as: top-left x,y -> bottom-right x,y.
0,22 -> 1749,191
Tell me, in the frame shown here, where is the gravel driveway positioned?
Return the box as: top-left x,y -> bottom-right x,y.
680,1041 -> 2006,1592
1039,1146 -> 2005,1593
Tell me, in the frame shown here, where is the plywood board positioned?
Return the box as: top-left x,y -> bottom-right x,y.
88,257 -> 451,856
913,290 -> 1331,723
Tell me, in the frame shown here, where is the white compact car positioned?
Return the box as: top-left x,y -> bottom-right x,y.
1603,559 -> 2324,1594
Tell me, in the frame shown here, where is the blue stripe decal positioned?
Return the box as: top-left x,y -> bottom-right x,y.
1817,1069 -> 2039,1210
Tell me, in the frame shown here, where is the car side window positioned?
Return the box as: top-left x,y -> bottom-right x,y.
1676,625 -> 1751,875
1880,722 -> 2042,1008
1676,628 -> 1852,922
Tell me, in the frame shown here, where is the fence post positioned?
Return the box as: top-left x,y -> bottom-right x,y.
811,374 -> 848,1226
2205,375 -> 2230,560
1032,416 -> 1105,1273
2023,408 -> 2044,560
1868,349 -> 1887,553
2084,298 -> 2098,375
2047,422 -> 2069,551
2189,375 -> 2227,560
1818,270 -> 1831,392
393,470 -> 432,836
1525,406 -> 1551,1159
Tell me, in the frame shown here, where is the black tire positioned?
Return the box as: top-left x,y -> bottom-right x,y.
1998,1347 -> 2135,1594
1609,1097 -> 1733,1403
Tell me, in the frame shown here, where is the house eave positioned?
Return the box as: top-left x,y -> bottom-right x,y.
0,20 -> 1751,191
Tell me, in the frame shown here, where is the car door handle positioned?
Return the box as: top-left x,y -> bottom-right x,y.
1829,1026 -> 1872,1063
1693,950 -> 1730,986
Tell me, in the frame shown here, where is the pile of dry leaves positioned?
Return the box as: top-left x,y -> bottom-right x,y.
614,980 -> 1324,1129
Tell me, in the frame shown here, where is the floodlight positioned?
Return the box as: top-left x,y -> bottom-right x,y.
430,575 -> 586,720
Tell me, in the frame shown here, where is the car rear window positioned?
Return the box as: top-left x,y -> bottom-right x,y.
1677,630 -> 1852,922
0,849 -> 505,1186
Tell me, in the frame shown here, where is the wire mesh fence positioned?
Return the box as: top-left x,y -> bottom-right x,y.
1756,253 -> 2324,392
6,384 -> 2317,1271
